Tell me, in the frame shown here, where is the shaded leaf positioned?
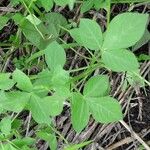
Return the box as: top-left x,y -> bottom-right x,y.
42,13 -> 67,38
132,29 -> 150,51
38,0 -> 53,11
21,19 -> 52,50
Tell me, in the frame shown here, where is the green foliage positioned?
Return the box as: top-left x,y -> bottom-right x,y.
13,69 -> 33,92
64,140 -> 92,150
29,94 -> 51,125
81,0 -> 110,13
102,13 -> 148,50
0,16 -> 8,30
70,18 -> 103,50
0,0 -> 149,149
71,75 -> 122,132
42,12 -> 68,38
0,91 -> 30,112
37,0 -> 53,12
45,41 -> 66,70
0,117 -> 11,136
0,73 -> 15,90
132,29 -> 150,51
37,131 -> 57,150
86,96 -> 122,123
83,75 -> 110,97
43,94 -> 65,117
20,19 -> 52,50
102,49 -> 139,72
71,93 -> 89,132
12,137 -> 35,148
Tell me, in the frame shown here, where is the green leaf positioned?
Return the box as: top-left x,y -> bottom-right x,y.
83,75 -> 110,97
38,0 -> 53,11
102,49 -> 139,72
64,140 -> 92,150
21,19 -> 52,50
81,0 -> 94,13
132,29 -> 150,51
42,13 -> 67,38
10,0 -> 21,6
102,13 -> 149,50
71,93 -> 89,132
11,119 -> 22,130
29,94 -> 51,125
68,0 -> 76,10
33,70 -> 52,97
26,14 -> 42,25
43,94 -> 65,117
45,41 -> 66,70
0,73 -> 15,90
37,131 -> 57,150
70,18 -> 103,50
0,91 -> 30,112
12,137 -> 35,147
13,69 -> 33,92
51,66 -> 70,87
54,0 -> 69,6
94,0 -> 110,10
138,54 -> 150,61
0,117 -> 11,136
54,0 -> 75,9
1,143 -> 17,150
0,16 -> 8,30
86,96 -> 123,123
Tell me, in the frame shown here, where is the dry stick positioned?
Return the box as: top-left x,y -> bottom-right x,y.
25,111 -> 32,137
119,120 -> 150,150
106,137 -> 133,150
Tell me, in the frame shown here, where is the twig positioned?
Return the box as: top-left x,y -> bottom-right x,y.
107,137 -> 133,150
0,7 -> 17,12
120,120 -> 150,150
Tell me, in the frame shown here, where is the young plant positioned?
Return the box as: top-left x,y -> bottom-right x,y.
0,0 -> 149,149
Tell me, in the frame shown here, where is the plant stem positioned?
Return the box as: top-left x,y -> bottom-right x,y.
22,0 -> 46,40
50,126 -> 69,144
106,0 -> 111,28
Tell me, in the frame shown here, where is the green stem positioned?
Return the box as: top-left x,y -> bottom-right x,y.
133,72 -> 150,86
71,63 -> 102,82
22,0 -> 45,40
50,126 -> 69,144
106,0 -> 111,28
